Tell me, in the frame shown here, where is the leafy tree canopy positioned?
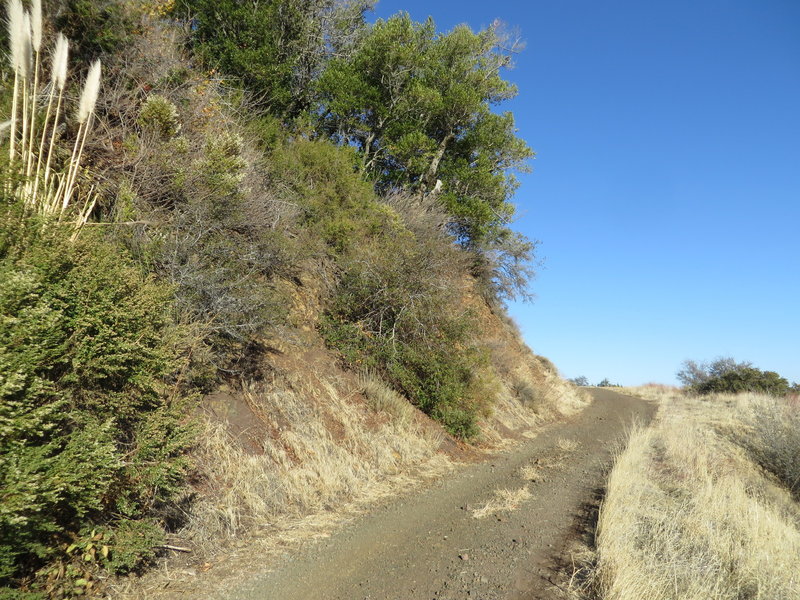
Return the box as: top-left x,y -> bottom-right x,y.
696,367 -> 790,396
175,0 -> 373,118
678,357 -> 791,396
317,12 -> 533,247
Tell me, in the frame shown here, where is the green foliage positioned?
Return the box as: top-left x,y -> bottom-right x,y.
269,138 -> 393,253
270,138 -> 491,438
597,378 -> 621,387
679,357 -> 790,396
317,13 -> 533,247
321,315 -> 485,439
677,357 -> 752,389
695,367 -> 790,396
0,202 -> 195,591
51,0 -> 135,63
174,0 -> 371,118
138,95 -> 181,139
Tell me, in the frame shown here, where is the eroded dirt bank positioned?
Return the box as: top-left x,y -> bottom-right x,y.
218,389 -> 654,600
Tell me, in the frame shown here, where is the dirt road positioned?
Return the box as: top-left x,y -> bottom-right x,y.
220,389 -> 655,600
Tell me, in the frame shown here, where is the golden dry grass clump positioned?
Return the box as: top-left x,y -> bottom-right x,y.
472,486 -> 532,519
594,390 -> 800,600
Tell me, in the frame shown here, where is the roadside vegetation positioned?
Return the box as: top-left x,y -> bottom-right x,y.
591,375 -> 800,599
0,1 -> 583,596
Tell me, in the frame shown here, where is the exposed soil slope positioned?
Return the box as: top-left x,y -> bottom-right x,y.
216,388 -> 654,600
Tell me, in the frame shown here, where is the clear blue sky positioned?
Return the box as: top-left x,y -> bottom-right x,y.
372,0 -> 800,386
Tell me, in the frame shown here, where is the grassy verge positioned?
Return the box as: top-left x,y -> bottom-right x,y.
592,390 -> 800,599
182,375 -> 447,548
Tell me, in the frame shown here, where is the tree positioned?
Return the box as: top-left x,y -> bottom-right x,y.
678,357 -> 790,396
677,357 -> 752,389
317,13 -> 533,247
570,376 -> 589,386
175,0 -> 373,118
695,367 -> 789,396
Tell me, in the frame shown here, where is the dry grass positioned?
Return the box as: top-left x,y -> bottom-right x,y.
479,365 -> 590,447
183,377 -> 446,547
518,463 -> 544,483
557,438 -> 579,452
619,384 -> 682,403
593,390 -> 800,600
472,486 -> 532,519
358,370 -> 417,424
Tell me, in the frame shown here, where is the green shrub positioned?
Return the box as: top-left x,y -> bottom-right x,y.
321,315 -> 484,439
53,0 -> 135,63
138,94 -> 181,139
268,138 -> 494,438
269,139 -> 385,250
173,0 -> 329,117
696,367 -> 789,396
318,220 -> 491,438
0,203 -> 195,592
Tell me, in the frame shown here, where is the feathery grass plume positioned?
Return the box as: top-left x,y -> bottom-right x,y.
6,0 -> 24,71
30,0 -> 42,51
25,0 -> 43,177
34,33 -> 68,203
52,32 -> 68,89
78,60 -> 102,123
36,33 -> 68,192
18,9 -> 33,177
6,0 -> 24,163
19,10 -> 31,78
63,59 -> 102,213
3,5 -> 102,239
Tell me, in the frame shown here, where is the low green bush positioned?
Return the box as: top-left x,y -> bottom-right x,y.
0,202 -> 195,594
696,367 -> 789,396
321,315 -> 485,439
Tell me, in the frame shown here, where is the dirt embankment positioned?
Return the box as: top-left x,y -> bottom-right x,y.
205,388 -> 655,600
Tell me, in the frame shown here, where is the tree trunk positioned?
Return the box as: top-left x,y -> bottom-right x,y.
419,131 -> 454,198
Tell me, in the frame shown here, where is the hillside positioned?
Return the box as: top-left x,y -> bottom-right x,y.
0,2 -> 586,597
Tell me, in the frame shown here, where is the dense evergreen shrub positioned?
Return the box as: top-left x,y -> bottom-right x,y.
51,0 -> 135,63
695,367 -> 789,396
0,202 -> 195,594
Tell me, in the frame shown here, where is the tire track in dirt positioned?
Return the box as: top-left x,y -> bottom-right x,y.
220,388 -> 654,599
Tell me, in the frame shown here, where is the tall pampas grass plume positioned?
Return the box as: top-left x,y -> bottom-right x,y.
78,60 -> 102,123
51,33 -> 69,89
4,1 -> 102,238
37,33 -> 69,196
16,8 -> 32,163
25,0 -> 44,178
30,0 -> 42,52
20,10 -> 31,78
6,0 -> 24,71
63,59 -> 102,217
6,0 -> 24,162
